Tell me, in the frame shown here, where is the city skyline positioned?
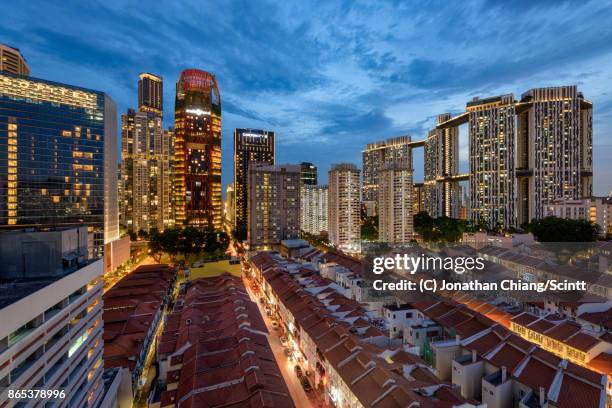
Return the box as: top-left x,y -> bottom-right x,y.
2,2 -> 612,195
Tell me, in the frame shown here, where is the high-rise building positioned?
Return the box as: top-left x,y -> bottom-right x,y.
413,183 -> 425,215
300,184 -> 328,235
300,162 -> 317,185
362,136 -> 412,214
0,71 -> 118,256
225,182 -> 235,228
0,43 -> 29,76
138,72 -> 163,116
233,128 -> 275,234
328,163 -> 361,253
378,164 -> 413,244
174,69 -> 222,229
164,127 -> 175,229
435,86 -> 593,230
516,86 -> 593,224
120,108 -> 172,233
467,94 -> 517,229
247,164 -> 300,249
424,114 -> 460,218
0,227 -> 105,408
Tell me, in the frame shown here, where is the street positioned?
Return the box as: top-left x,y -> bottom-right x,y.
243,275 -> 317,408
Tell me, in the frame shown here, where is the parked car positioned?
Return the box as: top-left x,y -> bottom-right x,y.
294,365 -> 303,378
280,336 -> 288,346
284,349 -> 292,358
301,377 -> 312,392
271,321 -> 279,329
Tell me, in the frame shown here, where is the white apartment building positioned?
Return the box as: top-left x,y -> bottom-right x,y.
300,184 -> 328,235
328,164 -> 361,253
0,259 -> 105,407
378,165 -> 414,243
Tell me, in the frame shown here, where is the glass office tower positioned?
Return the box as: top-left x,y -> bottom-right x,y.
0,72 -> 117,255
174,69 -> 222,229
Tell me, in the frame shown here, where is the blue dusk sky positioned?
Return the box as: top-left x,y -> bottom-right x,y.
2,0 -> 612,195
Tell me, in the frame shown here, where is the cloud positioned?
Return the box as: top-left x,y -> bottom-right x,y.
2,0 -> 612,195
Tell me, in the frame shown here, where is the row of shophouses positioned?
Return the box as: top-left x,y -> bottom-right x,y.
250,249 -> 611,408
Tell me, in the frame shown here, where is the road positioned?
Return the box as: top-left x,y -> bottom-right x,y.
243,276 -> 316,408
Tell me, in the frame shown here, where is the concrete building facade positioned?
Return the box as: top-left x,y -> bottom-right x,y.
328,163 -> 361,253
247,164 -> 300,249
300,184 -> 328,235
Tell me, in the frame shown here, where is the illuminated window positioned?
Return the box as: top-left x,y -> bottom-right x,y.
52,196 -> 60,203
41,188 -> 47,195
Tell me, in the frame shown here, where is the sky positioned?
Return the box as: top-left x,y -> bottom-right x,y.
2,0 -> 612,195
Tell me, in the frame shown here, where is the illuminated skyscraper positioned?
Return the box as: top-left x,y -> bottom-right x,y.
362,136 -> 412,214
120,108 -> 172,233
138,72 -> 163,116
0,43 -> 29,76
516,86 -> 593,224
300,162 -> 317,185
424,114 -> 460,218
0,71 -> 118,256
378,164 -> 413,243
247,164 -> 300,249
234,128 -> 275,234
300,184 -> 328,235
174,69 -> 222,229
467,94 -> 517,229
328,163 -> 361,253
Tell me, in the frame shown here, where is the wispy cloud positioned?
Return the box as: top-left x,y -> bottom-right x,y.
1,0 -> 612,194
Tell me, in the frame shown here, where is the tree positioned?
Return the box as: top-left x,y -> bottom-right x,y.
147,227 -> 230,265
413,212 -> 469,243
524,216 -> 599,242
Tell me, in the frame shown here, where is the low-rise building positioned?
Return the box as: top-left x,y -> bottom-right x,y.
154,274 -> 293,408
103,264 -> 175,388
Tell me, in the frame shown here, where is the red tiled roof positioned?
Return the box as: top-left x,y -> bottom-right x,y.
515,356 -> 557,392
565,332 -> 601,352
103,264 -> 174,371
552,373 -> 603,408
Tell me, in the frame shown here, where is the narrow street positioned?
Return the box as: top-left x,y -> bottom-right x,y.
243,275 -> 317,408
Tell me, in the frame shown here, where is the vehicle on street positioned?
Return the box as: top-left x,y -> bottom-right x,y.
294,365 -> 303,378
280,336 -> 288,346
301,377 -> 312,392
271,321 -> 279,329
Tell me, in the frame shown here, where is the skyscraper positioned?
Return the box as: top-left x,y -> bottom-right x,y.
0,71 -> 118,256
300,184 -> 328,235
378,164 -> 413,244
225,183 -> 235,229
362,136 -> 412,214
328,163 -> 361,253
0,43 -> 29,76
468,94 -> 517,229
300,162 -> 317,185
516,86 -> 593,224
234,128 -> 275,234
174,69 -> 222,229
424,114 -> 460,218
120,108 -> 172,233
247,164 -> 300,249
138,72 -> 163,116
436,86 -> 593,230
